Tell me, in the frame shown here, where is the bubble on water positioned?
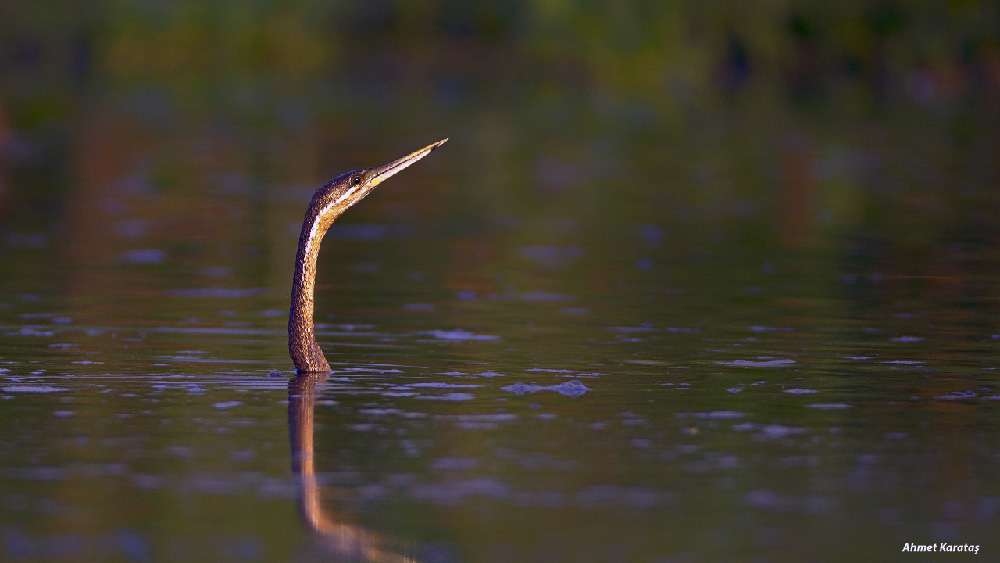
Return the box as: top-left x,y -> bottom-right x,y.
423,329 -> 500,341
891,336 -> 923,343
934,390 -> 977,401
556,381 -> 589,396
676,411 -> 745,419
806,403 -> 853,410
340,367 -> 404,374
212,401 -> 242,409
759,424 -> 805,438
784,388 -> 819,394
358,408 -> 403,416
721,359 -> 796,367
627,360 -> 665,366
408,382 -> 483,389
705,410 -> 744,419
2,385 -> 70,394
416,393 -> 475,401
501,380 -> 589,397
7,327 -> 55,337
610,325 -> 657,333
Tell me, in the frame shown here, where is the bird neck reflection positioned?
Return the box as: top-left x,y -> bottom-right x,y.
288,373 -> 415,562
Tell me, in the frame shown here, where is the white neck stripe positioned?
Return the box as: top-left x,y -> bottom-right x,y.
304,185 -> 363,258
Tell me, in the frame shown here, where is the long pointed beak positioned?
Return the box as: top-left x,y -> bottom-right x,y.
369,138 -> 447,188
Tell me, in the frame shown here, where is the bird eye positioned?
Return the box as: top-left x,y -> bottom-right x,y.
351,175 -> 362,186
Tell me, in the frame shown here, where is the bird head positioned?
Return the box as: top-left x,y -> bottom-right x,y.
314,138 -> 448,219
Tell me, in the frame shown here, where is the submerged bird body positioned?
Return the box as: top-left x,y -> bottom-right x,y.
289,139 -> 447,373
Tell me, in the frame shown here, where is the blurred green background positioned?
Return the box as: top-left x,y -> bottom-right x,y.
3,1 -> 998,235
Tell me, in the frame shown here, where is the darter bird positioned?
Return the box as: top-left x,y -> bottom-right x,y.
288,139 -> 447,373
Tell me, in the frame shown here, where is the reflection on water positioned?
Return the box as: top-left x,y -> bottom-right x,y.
288,373 -> 415,563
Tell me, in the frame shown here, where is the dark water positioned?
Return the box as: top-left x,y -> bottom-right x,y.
3,5 -> 1000,561
3,163 -> 1000,562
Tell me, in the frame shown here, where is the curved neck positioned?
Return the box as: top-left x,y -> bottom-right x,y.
288,201 -> 338,373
